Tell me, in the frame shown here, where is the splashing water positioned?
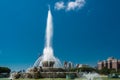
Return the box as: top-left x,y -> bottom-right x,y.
33,8 -> 62,68
82,73 -> 102,80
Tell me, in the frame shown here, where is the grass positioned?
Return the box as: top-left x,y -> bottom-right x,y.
0,78 -> 66,80
0,77 -> 120,80
101,77 -> 120,80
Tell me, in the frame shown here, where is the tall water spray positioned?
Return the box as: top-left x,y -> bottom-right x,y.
43,8 -> 54,62
33,8 -> 61,68
46,7 -> 53,48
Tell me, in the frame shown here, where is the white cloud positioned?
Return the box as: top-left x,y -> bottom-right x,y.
67,0 -> 85,11
54,0 -> 85,11
54,1 -> 65,10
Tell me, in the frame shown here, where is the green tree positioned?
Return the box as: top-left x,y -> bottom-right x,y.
69,67 -> 97,72
78,67 -> 96,72
98,67 -> 110,75
0,67 -> 11,73
117,69 -> 120,74
110,69 -> 116,74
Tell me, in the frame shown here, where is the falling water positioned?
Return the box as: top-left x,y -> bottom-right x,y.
82,73 -> 102,80
33,8 -> 62,68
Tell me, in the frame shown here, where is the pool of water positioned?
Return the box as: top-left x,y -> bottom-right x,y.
0,78 -> 9,80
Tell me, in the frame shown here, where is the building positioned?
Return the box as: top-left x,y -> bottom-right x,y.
76,64 -> 89,68
98,57 -> 120,71
63,61 -> 74,69
63,61 -> 89,69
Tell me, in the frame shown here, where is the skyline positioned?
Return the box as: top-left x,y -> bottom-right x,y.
0,0 -> 120,71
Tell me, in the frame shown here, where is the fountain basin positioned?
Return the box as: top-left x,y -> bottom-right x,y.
42,61 -> 55,67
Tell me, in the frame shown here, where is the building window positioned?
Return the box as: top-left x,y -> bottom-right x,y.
110,61 -> 112,69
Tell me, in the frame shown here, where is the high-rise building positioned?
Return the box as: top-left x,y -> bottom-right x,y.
98,57 -> 120,71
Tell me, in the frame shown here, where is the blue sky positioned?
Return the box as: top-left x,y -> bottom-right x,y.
0,0 -> 120,71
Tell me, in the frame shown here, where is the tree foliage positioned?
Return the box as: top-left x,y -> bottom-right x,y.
98,67 -> 110,75
97,67 -> 119,75
0,67 -> 11,73
70,67 -> 96,72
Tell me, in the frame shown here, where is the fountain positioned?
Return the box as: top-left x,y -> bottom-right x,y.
7,7 -> 77,79
9,73 -> 13,80
33,7 -> 62,68
24,7 -> 77,78
10,7 -> 102,79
